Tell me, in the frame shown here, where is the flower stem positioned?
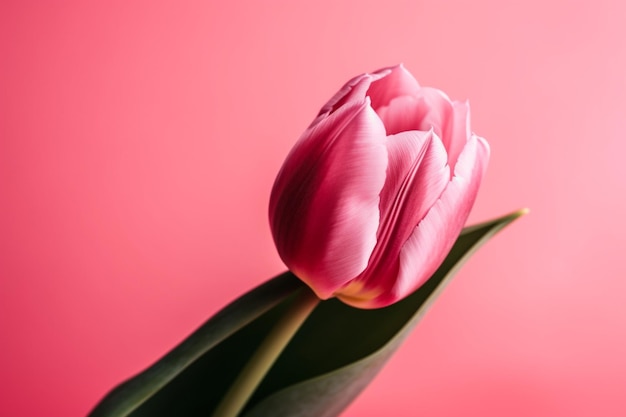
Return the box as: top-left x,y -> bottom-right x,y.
210,287 -> 319,417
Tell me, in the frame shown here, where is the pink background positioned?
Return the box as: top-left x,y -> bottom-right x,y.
2,1 -> 625,416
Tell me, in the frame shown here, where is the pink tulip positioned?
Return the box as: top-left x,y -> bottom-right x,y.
269,65 -> 490,309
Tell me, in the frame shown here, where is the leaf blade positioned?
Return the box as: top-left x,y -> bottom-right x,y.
88,272 -> 304,417
242,209 -> 526,417
88,210 -> 526,417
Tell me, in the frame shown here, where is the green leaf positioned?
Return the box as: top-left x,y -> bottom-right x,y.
88,273 -> 305,417
88,210 -> 526,417
243,209 -> 526,417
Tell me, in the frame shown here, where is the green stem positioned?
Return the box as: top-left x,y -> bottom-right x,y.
210,288 -> 320,417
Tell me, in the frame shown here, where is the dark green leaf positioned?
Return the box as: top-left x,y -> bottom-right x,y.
88,210 -> 525,417
88,272 -> 305,417
243,210 -> 526,417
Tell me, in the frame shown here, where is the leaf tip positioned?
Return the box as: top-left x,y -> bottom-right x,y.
501,207 -> 530,224
464,207 -> 528,231
488,207 -> 529,234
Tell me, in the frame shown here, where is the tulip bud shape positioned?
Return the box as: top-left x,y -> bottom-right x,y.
269,65 -> 490,308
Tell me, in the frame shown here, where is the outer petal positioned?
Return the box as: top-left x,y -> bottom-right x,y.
316,72 -> 389,122
365,135 -> 489,308
372,130 -> 450,268
335,130 -> 449,308
269,98 -> 388,299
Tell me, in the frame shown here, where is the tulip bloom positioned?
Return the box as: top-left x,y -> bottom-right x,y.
269,65 -> 489,308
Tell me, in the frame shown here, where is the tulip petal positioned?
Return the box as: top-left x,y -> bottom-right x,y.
375,87 -> 453,140
317,72 -> 390,120
447,100 -> 471,171
368,64 -> 421,110
335,130 -> 450,308
374,130 -> 450,264
414,87 -> 454,139
370,135 -> 490,307
269,99 -> 388,299
375,95 -> 422,135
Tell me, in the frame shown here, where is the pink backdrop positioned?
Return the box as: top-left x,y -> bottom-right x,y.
2,1 -> 625,416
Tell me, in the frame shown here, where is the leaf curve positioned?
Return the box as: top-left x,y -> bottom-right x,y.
242,210 -> 526,417
88,272 -> 304,417
88,209 -> 526,417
